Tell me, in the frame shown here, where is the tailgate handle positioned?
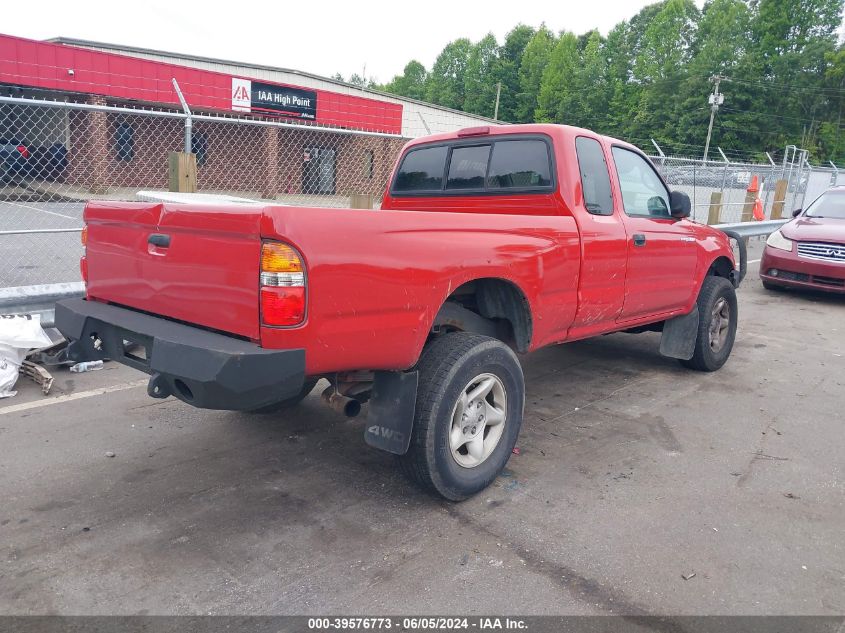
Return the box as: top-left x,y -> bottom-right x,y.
148,233 -> 171,248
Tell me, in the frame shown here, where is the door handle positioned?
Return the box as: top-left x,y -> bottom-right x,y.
633,233 -> 646,247
148,233 -> 171,248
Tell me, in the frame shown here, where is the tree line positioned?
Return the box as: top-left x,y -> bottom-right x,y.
338,0 -> 844,164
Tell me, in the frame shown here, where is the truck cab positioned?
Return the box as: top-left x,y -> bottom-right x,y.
382,124 -> 737,340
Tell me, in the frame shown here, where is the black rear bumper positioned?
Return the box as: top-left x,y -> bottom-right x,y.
55,298 -> 305,411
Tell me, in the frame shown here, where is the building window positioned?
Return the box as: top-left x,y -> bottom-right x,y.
191,132 -> 208,166
364,150 -> 374,179
114,122 -> 134,162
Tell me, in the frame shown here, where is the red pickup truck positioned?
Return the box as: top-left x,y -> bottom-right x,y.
56,124 -> 744,500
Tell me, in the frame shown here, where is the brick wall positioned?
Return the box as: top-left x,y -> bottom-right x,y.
66,105 -> 182,191
60,103 -> 406,200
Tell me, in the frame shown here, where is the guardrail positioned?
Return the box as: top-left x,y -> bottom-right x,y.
714,219 -> 786,285
713,219 -> 788,238
0,282 -> 85,327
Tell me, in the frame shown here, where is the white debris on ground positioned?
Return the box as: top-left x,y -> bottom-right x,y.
0,314 -> 53,398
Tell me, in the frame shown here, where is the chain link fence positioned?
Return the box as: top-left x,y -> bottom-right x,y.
650,153 -> 838,224
2,95 -> 842,290
1,96 -> 408,288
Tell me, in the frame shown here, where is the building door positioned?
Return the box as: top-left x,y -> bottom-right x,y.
302,147 -> 336,194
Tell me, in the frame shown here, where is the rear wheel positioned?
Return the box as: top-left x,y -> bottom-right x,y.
249,378 -> 318,414
681,277 -> 738,372
397,332 -> 524,501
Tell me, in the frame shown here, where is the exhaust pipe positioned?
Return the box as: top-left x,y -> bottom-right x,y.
321,386 -> 362,418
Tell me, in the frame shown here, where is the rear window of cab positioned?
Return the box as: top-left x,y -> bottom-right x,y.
391,136 -> 554,195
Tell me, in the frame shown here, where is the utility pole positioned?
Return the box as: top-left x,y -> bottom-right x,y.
493,82 -> 502,121
703,75 -> 724,164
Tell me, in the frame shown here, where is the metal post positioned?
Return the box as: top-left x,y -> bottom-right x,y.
798,152 -> 811,210
493,82 -> 501,121
763,164 -> 775,218
782,144 -> 795,180
783,145 -> 796,210
651,139 -> 666,168
417,111 -> 431,135
172,78 -> 193,154
716,148 -> 729,206
830,161 -> 839,186
703,75 -> 723,164
765,152 -> 777,216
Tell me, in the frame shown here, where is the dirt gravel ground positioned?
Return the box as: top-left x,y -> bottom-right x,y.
1,241 -> 843,616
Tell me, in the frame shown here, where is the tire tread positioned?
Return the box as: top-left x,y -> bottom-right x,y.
398,332 -> 521,499
681,276 -> 737,372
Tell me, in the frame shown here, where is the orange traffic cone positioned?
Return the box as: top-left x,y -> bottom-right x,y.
747,174 -> 759,194
752,197 -> 764,221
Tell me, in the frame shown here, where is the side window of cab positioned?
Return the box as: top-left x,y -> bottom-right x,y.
575,136 -> 614,216
611,147 -> 671,218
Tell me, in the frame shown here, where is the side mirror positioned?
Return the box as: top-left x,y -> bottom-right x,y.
791,208 -> 802,218
670,191 -> 691,218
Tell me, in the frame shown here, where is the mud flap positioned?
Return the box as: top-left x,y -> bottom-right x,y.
659,305 -> 699,360
364,370 -> 418,455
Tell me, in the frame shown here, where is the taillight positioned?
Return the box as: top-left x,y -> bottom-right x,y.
260,242 -> 306,326
80,226 -> 88,285
16,145 -> 30,159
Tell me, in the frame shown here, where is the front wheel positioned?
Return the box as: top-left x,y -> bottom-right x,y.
681,277 -> 738,372
397,332 -> 525,501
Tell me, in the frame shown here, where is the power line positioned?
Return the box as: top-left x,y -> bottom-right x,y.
625,134 -> 763,153
626,137 -> 771,159
616,73 -> 843,97
721,106 -> 845,128
723,76 -> 845,97
716,120 -> 802,140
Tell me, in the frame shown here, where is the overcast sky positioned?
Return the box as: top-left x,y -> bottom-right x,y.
5,0 -> 698,83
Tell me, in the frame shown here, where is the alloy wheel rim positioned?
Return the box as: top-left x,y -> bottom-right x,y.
709,297 -> 731,352
448,373 -> 507,469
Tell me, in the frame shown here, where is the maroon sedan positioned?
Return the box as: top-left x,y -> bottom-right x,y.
761,187 -> 845,293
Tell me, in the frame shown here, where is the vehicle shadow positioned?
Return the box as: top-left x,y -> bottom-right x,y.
760,285 -> 845,307
10,331 -> 690,542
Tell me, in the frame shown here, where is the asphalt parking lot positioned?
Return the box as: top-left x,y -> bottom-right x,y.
0,201 -> 84,288
1,241 -> 843,616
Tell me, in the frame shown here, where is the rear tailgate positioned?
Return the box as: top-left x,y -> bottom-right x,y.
84,202 -> 263,340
